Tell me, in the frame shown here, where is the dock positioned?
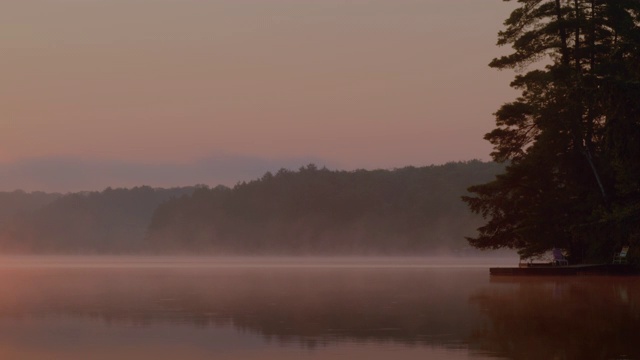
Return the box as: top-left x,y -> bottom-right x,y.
490,263 -> 640,276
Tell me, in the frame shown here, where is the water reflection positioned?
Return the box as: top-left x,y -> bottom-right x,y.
0,266 -> 484,348
0,259 -> 637,359
470,277 -> 640,359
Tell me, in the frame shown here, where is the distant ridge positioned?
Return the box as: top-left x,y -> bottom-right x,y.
0,161 -> 502,254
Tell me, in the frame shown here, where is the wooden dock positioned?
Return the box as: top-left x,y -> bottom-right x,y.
490,263 -> 640,276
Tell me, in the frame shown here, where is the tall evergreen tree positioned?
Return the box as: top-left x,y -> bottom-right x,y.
463,0 -> 640,262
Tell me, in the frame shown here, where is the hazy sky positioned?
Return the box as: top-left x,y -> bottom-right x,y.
1,0 -> 517,191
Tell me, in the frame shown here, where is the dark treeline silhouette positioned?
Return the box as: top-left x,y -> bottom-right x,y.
0,161 -> 502,254
464,1 -> 640,263
0,186 -> 194,253
0,190 -> 61,224
146,161 -> 502,254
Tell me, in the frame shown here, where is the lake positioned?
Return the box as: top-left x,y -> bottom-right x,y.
0,257 -> 637,360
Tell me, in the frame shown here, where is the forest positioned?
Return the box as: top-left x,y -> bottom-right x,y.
146,161 -> 502,254
0,186 -> 194,253
0,161 -> 501,254
464,1 -> 640,263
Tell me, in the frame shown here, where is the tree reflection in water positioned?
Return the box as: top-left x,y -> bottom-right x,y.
0,261 -> 636,359
0,265 -> 485,350
469,277 -> 640,359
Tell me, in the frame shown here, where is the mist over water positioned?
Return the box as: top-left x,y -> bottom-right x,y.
0,255 -> 518,269
0,256 -> 637,360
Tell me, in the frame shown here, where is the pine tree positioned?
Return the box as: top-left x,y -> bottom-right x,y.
463,0 -> 640,262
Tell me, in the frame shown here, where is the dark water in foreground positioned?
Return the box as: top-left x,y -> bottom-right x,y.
0,257 -> 638,360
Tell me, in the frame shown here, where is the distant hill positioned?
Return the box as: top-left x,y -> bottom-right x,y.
0,161 -> 503,254
0,190 -> 62,224
0,186 -> 195,253
146,161 -> 503,254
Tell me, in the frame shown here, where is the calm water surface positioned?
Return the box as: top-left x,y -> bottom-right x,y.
0,257 -> 637,360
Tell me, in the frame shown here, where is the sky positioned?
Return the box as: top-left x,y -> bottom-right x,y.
0,0 -> 517,192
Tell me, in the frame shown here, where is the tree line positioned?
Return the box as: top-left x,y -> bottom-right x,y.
146,161 -> 502,254
464,0 -> 640,263
0,186 -> 194,253
0,161 -> 501,254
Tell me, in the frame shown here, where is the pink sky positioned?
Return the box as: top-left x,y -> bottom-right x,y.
0,0 -> 517,190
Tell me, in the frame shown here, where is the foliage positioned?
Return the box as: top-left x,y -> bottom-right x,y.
0,190 -> 61,222
0,186 -> 194,253
0,162 -> 502,254
146,161 -> 502,254
464,0 -> 640,262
